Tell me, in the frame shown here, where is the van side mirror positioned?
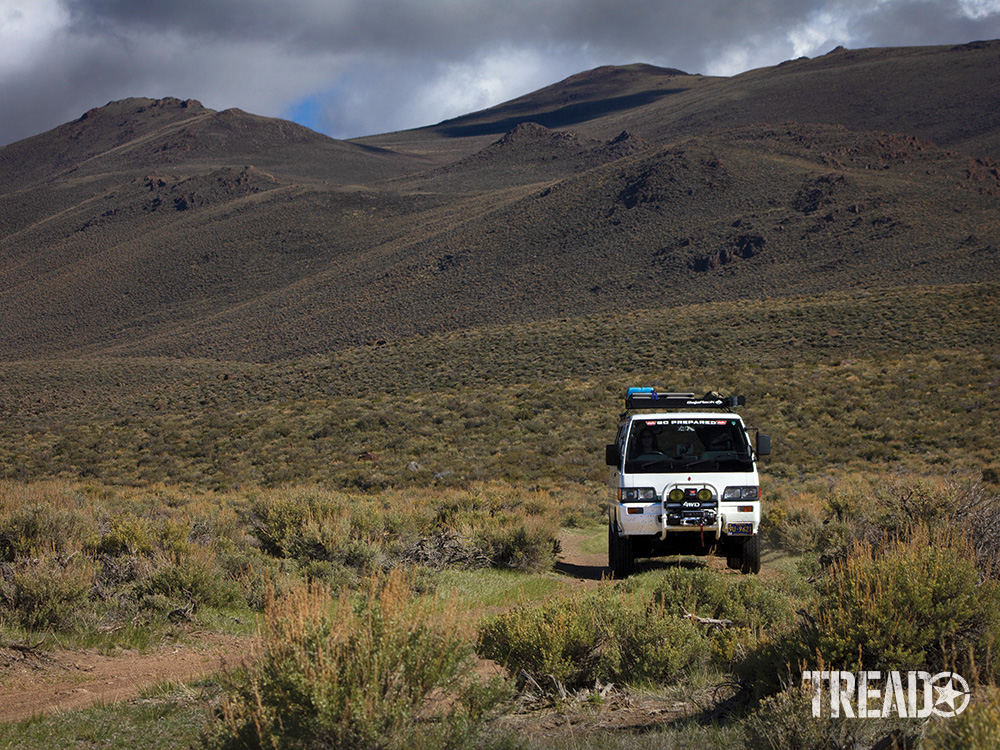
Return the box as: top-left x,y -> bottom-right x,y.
756,432 -> 771,457
605,444 -> 621,467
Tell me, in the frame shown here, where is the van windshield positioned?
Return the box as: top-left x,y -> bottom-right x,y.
625,418 -> 753,474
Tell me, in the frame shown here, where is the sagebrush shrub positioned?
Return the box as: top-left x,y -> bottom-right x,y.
247,492 -> 390,577
923,684 -> 1000,750
821,479 -> 1000,579
471,518 -> 559,572
0,503 -> 81,561
208,570 -> 510,750
135,550 -> 240,611
247,486 -> 560,576
650,567 -> 797,633
0,553 -> 95,631
215,539 -> 296,609
738,525 -> 1000,697
808,527 -> 1000,675
646,567 -> 805,672
247,492 -> 322,558
742,680 -> 916,750
477,588 -> 707,690
89,513 -> 155,557
477,597 -> 595,688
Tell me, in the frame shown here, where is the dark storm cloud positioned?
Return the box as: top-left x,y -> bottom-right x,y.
1,0 -> 999,147
841,0 -> 1000,46
60,0 -> 815,65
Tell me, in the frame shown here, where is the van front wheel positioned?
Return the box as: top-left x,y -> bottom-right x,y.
739,534 -> 761,574
608,519 -> 635,578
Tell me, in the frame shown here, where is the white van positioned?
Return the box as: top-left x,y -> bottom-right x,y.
605,389 -> 770,576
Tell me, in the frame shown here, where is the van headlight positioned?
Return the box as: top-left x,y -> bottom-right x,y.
620,487 -> 658,501
723,486 -> 759,500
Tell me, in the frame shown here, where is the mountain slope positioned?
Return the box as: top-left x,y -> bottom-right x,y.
360,41 -> 1000,161
1,42 -> 999,362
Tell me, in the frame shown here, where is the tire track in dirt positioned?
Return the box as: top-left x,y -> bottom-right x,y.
554,529 -> 610,587
0,634 -> 254,724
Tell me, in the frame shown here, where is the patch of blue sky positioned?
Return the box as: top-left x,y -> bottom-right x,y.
283,95 -> 326,133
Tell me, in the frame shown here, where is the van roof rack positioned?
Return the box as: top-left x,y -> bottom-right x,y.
624,387 -> 745,412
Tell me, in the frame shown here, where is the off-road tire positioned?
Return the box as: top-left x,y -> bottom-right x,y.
726,551 -> 742,571
608,518 -> 635,578
739,534 -> 761,574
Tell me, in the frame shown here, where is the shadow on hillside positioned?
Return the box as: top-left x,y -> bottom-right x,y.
434,89 -> 685,138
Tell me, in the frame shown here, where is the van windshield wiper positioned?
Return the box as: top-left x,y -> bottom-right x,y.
638,457 -> 677,470
681,459 -> 718,470
684,452 -> 752,470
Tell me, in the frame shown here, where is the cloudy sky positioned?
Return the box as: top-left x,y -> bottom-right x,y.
1,0 -> 999,147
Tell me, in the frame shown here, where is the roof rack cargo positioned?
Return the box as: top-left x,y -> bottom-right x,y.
624,387 -> 746,411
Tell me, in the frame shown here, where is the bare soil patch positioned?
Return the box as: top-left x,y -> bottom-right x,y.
0,634 -> 253,724
554,528 -> 610,586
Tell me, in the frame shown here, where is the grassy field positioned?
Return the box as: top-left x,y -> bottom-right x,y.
1,282 -> 998,748
1,282 -> 997,491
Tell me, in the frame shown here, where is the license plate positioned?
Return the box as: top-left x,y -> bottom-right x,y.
727,522 -> 753,536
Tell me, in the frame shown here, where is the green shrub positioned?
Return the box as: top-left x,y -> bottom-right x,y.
135,552 -> 240,611
477,588 -> 707,690
0,503 -> 80,561
923,684 -> 1000,750
471,519 -> 559,573
650,567 -> 797,633
245,493 -> 384,582
0,554 -> 95,631
246,487 -> 559,576
820,479 -> 1000,579
208,570 -> 511,750
763,503 -> 821,554
807,528 -> 1000,675
742,681 -> 916,750
292,519 -> 384,572
156,517 -> 193,558
738,525 -> 1000,698
247,492 -> 322,558
89,513 -> 156,557
216,541 -> 297,609
647,567 -> 802,671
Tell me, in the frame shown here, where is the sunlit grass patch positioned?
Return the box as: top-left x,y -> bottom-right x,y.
433,568 -> 568,613
561,525 -> 608,556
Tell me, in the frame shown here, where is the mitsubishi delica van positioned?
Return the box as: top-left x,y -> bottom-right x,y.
605,388 -> 770,577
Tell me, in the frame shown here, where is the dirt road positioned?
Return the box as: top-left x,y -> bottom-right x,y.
0,633 -> 252,724
0,528 -> 727,726
553,528 -> 610,585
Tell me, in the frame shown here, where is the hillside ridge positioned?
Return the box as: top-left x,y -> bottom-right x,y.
1,42 -> 999,362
